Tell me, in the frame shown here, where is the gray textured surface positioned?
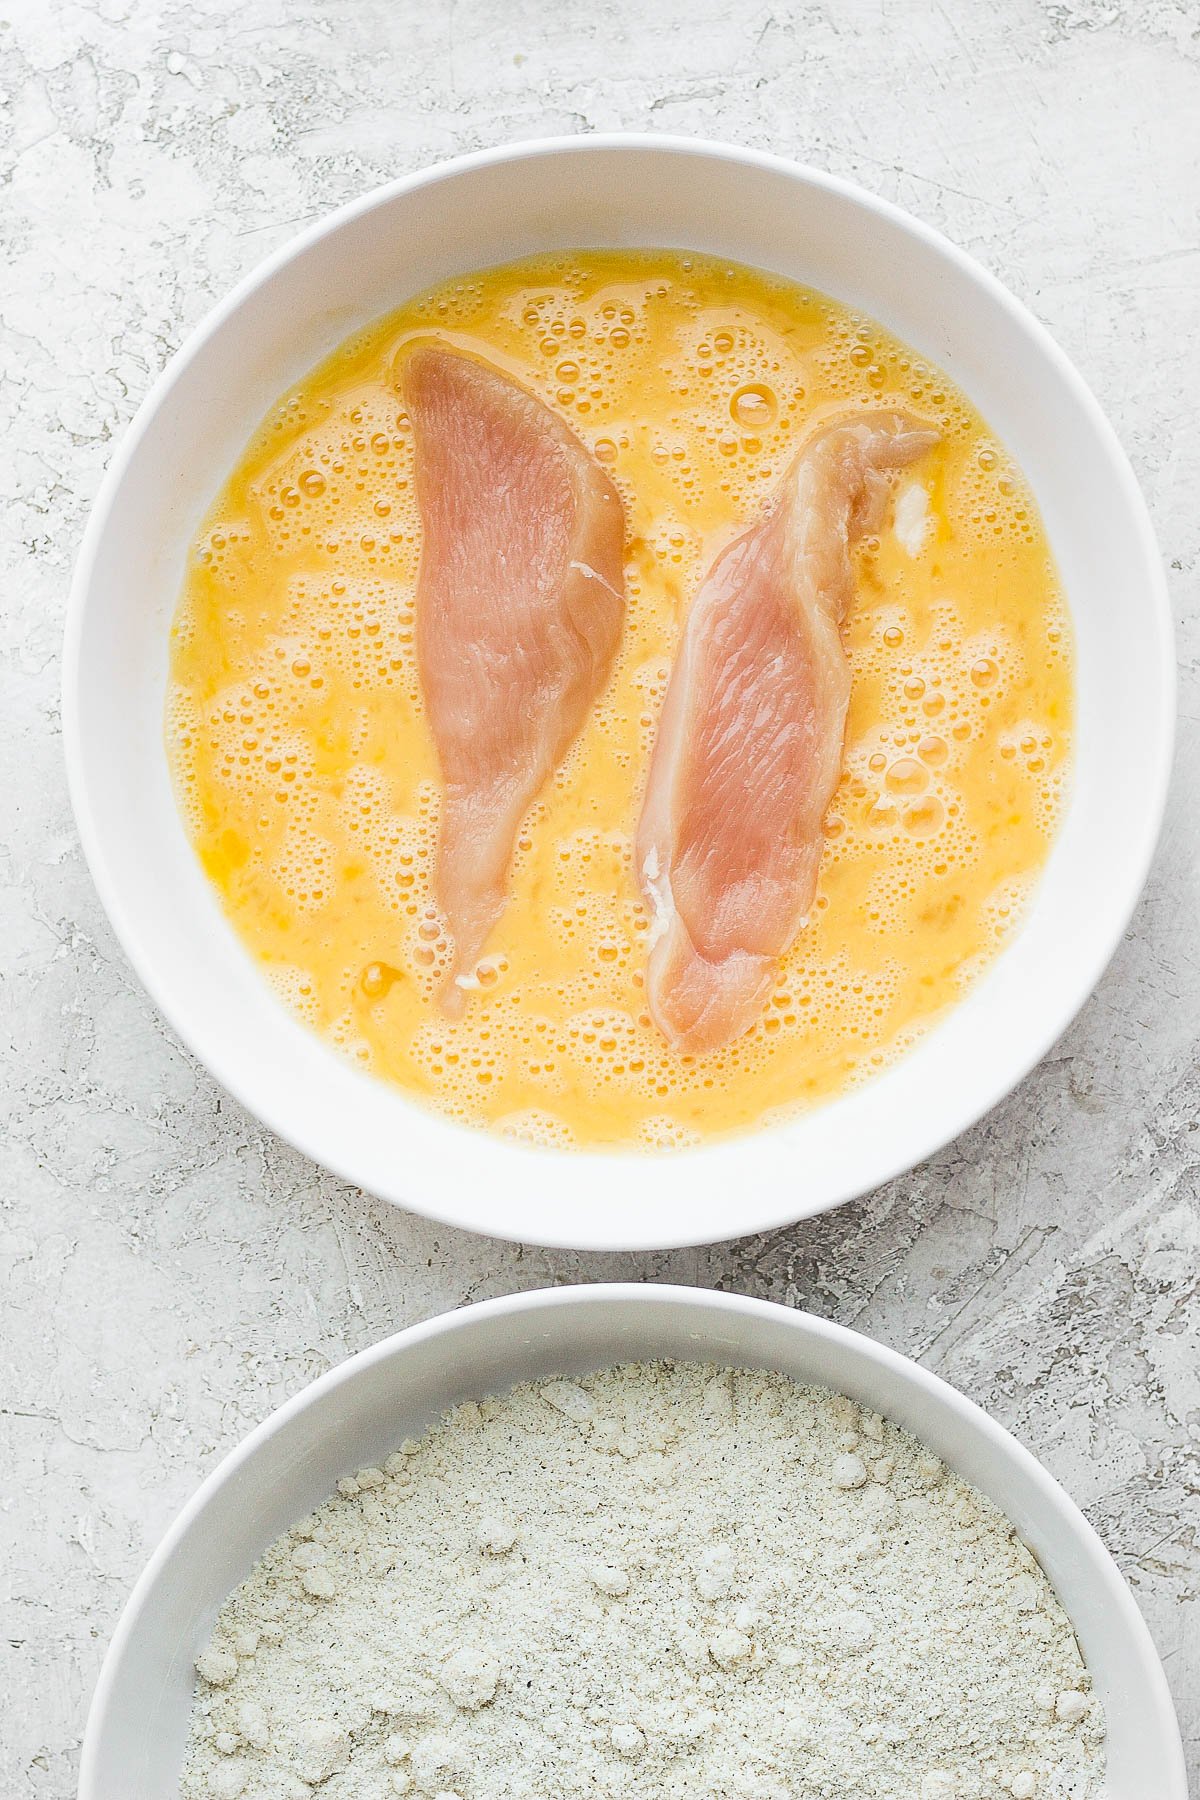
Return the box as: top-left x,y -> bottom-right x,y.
1,0 -> 1198,1792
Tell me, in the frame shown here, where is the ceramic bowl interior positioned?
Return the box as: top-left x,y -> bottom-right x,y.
79,1285 -> 1186,1798
63,137 -> 1175,1250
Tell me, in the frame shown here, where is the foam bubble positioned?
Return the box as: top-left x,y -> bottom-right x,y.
271,824 -> 336,915
265,964 -> 322,1028
496,1109 -> 576,1149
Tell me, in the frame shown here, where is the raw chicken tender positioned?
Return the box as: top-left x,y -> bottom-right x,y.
637,411 -> 939,1055
404,345 -> 626,1012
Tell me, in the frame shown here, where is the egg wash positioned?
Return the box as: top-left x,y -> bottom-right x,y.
166,250 -> 1073,1150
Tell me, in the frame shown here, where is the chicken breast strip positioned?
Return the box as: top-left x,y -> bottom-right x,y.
637,411 -> 939,1056
404,345 -> 626,1013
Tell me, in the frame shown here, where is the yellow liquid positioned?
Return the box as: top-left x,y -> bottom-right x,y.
167,251 -> 1072,1150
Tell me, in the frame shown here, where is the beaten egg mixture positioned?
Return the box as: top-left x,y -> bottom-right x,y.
167,250 -> 1072,1149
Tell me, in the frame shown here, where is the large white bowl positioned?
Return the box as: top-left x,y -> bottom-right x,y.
63,137 -> 1175,1251
79,1284 -> 1186,1797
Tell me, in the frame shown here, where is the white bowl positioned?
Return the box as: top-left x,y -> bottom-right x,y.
63,136 -> 1175,1251
79,1283 -> 1185,1798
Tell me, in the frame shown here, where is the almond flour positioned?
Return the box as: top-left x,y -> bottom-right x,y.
182,1361 -> 1106,1800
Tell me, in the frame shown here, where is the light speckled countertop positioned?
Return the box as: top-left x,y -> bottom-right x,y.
1,0 -> 1198,1791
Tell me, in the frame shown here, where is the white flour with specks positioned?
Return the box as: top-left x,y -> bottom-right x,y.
182,1362 -> 1106,1800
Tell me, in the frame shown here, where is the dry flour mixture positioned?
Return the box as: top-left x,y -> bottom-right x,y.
182,1362 -> 1105,1800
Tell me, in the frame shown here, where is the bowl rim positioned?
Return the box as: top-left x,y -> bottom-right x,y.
78,1281 -> 1187,1797
62,133 -> 1177,1252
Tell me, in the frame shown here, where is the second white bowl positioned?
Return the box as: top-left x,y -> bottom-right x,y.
63,136 -> 1175,1249
79,1285 -> 1186,1799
